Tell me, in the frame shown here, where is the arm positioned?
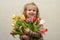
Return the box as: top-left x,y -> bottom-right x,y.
23,28 -> 42,38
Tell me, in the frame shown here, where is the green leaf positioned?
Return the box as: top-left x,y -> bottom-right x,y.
19,26 -> 23,35
33,22 -> 40,33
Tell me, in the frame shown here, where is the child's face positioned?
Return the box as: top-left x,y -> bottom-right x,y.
26,5 -> 37,18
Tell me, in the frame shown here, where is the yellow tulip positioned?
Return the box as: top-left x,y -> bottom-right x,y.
12,14 -> 17,20
11,23 -> 15,27
21,15 -> 25,20
15,16 -> 20,21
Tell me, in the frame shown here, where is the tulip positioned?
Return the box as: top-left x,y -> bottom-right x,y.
11,23 -> 15,27
21,15 -> 25,20
17,16 -> 20,19
12,14 -> 17,20
25,18 -> 29,22
33,16 -> 38,21
41,27 -> 48,34
29,18 -> 33,22
16,16 -> 20,21
44,28 -> 48,32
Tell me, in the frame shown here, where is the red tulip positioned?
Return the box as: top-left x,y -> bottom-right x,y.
33,16 -> 38,21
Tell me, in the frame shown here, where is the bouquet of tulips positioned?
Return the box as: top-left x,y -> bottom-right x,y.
10,14 -> 48,37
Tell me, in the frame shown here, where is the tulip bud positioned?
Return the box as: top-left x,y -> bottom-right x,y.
11,23 -> 15,27
21,15 -> 25,20
44,28 -> 48,32
12,14 -> 17,20
25,18 -> 29,22
33,16 -> 38,21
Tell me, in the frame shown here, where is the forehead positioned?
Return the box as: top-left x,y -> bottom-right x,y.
26,4 -> 37,10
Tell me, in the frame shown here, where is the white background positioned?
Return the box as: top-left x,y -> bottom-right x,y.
0,0 -> 60,40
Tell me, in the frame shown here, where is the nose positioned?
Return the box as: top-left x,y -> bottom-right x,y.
30,10 -> 33,13
29,10 -> 34,15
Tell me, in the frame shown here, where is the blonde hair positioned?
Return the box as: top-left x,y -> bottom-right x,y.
23,2 -> 40,19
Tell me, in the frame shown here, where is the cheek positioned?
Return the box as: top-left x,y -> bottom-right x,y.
26,11 -> 30,14
34,12 -> 36,14
26,11 -> 30,17
26,11 -> 29,15
33,12 -> 36,16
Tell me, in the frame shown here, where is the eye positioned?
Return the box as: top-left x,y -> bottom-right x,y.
28,9 -> 31,11
33,10 -> 36,12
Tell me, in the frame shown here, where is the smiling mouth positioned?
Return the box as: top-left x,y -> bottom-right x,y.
29,14 -> 35,18
29,13 -> 35,15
